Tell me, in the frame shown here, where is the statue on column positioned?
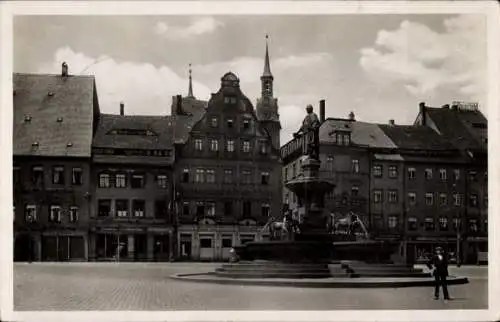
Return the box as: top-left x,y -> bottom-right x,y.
294,104 -> 321,160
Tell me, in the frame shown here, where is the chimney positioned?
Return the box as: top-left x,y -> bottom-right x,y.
419,102 -> 426,126
348,111 -> 355,121
176,94 -> 183,115
319,99 -> 326,123
389,119 -> 395,125
442,104 -> 450,109
61,62 -> 68,77
119,101 -> 125,116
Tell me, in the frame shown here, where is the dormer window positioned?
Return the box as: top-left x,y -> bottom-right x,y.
24,115 -> 32,123
57,117 -> 63,123
211,117 -> 218,128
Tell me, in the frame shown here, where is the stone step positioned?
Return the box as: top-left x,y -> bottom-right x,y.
222,263 -> 329,270
216,268 -> 331,275
214,271 -> 333,279
351,272 -> 431,278
344,266 -> 424,273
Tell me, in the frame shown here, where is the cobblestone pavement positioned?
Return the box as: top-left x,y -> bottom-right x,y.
14,263 -> 487,311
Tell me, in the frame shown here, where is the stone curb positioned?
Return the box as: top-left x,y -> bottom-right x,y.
170,273 -> 469,288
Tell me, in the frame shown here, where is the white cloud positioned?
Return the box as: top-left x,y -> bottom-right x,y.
38,47 -> 332,143
38,47 -> 212,115
154,17 -> 224,40
360,15 -> 486,106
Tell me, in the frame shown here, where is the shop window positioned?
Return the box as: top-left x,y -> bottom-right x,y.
222,238 -> 232,248
200,238 -> 212,248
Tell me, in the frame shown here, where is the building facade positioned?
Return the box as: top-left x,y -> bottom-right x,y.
13,68 -> 99,261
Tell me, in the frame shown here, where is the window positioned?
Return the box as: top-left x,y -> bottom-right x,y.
49,205 -> 61,223
468,219 -> 478,232
196,202 -> 205,216
408,217 -> 417,231
468,171 -> 477,181
453,169 -> 460,181
439,217 -> 448,231
72,167 -> 82,185
132,200 -> 145,217
115,173 -> 127,188
408,167 -> 416,180
31,166 -> 44,186
408,192 -> 417,206
210,139 -> 219,152
439,169 -> 447,181
52,166 -> 65,185
259,140 -> 268,155
373,165 -> 382,177
424,217 -> 435,231
453,193 -> 463,206
224,202 -> 233,215
222,238 -> 232,248
227,119 -> 234,128
242,140 -> 251,153
206,202 -> 216,217
182,169 -> 189,183
226,139 -> 235,152
343,134 -> 351,145
261,203 -> 271,217
116,199 -> 129,217
223,169 -> 233,184
195,169 -> 205,183
388,216 -> 398,229
388,190 -> 398,203
351,159 -> 360,174
98,199 -> 111,217
439,193 -> 447,206
425,168 -> 433,180
292,163 -> 297,177
155,200 -> 168,218
469,194 -> 479,207
99,173 -> 110,188
425,193 -> 434,206
131,174 -> 145,188
25,205 -> 37,222
211,117 -> 218,128
242,170 -> 252,184
206,169 -> 215,183
200,238 -> 212,248
284,193 -> 289,205
284,168 -> 288,181
351,186 -> 359,197
453,218 -> 460,230
373,190 -> 382,203
157,175 -> 168,189
243,119 -> 250,130
388,165 -> 398,178
182,202 -> 190,215
243,201 -> 251,217
261,172 -> 270,185
194,139 -> 203,151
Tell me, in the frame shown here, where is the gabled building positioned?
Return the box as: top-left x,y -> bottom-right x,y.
172,59 -> 282,261
90,106 -> 175,261
13,63 -> 100,261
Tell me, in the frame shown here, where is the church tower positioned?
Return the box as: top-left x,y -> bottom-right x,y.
256,35 -> 281,149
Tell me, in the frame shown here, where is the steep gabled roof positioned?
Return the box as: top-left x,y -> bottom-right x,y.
425,107 -> 487,152
92,114 -> 174,150
13,73 -> 98,157
319,119 -> 397,149
379,124 -> 456,151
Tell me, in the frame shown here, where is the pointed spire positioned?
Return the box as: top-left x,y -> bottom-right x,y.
187,63 -> 195,98
263,34 -> 273,77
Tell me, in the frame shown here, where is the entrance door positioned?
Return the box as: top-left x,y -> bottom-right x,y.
70,236 -> 85,260
154,235 -> 170,262
134,234 -> 147,261
199,236 -> 215,261
14,235 -> 35,262
42,236 -> 58,261
180,234 -> 192,260
221,235 -> 233,260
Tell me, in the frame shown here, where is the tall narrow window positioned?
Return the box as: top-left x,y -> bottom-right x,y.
408,217 -> 417,231
243,201 -> 251,218
453,169 -> 460,181
242,170 -> 252,184
72,167 -> 83,185
226,139 -> 235,152
388,190 -> 398,203
259,140 -> 268,155
408,167 -> 416,180
425,168 -> 433,180
388,165 -> 398,178
469,194 -> 479,207
157,174 -> 168,189
206,169 -> 216,183
195,169 -> 205,183
424,217 -> 435,231
373,190 -> 382,203
206,202 -> 216,217
439,193 -> 447,206
98,199 -> 111,217
351,186 -> 359,197
194,139 -> 203,151
210,139 -> 219,152
439,169 -> 447,181
25,205 -> 37,222
182,202 -> 190,215
243,119 -> 250,130
351,159 -> 360,174
182,168 -> 189,183
372,165 -> 382,177
155,200 -> 167,219
388,216 -> 398,229
425,193 -> 434,206
224,201 -> 233,215
196,202 -> 205,216
227,119 -> 234,128
261,172 -> 270,185
31,166 -> 44,186
49,205 -> 61,223
408,192 -> 417,206
210,117 -> 218,128
131,174 -> 145,188
242,140 -> 251,153
223,169 -> 233,184
69,206 -> 79,222
453,193 -> 463,206
261,203 -> 271,217
439,217 -> 448,231
52,166 -> 65,185
115,173 -> 127,188
99,173 -> 110,188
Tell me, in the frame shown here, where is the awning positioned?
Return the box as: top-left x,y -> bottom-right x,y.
373,153 -> 404,161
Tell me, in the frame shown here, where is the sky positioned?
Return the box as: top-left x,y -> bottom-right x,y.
13,14 -> 487,143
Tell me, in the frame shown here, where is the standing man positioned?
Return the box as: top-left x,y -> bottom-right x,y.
426,246 -> 451,300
